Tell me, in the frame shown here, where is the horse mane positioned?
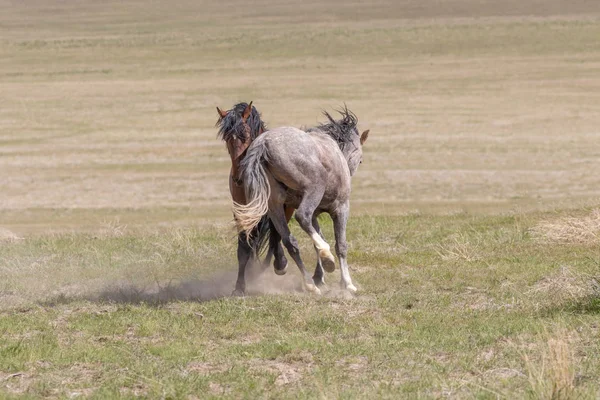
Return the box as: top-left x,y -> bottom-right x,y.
307,105 -> 359,150
216,102 -> 267,143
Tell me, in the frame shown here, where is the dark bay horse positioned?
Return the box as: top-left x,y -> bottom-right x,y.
233,108 -> 369,294
216,102 -> 294,295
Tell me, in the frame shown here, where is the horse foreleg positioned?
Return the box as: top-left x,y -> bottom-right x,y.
233,232 -> 252,296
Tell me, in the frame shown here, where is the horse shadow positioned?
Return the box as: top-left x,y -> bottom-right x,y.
41,265 -> 305,307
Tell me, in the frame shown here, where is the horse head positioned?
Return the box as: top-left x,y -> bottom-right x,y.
310,106 -> 370,176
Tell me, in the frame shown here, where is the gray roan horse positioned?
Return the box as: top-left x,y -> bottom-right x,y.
233,108 -> 369,294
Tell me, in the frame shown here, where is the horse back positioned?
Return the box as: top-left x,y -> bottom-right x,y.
259,127 -> 351,207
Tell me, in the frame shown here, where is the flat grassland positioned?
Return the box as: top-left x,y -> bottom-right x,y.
1,0 -> 600,398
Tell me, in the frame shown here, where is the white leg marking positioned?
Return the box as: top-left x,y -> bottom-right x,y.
339,256 -> 356,292
311,232 -> 335,272
305,282 -> 322,295
311,232 -> 330,252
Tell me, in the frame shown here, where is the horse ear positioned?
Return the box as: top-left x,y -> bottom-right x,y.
216,107 -> 227,118
242,101 -> 253,121
360,129 -> 370,145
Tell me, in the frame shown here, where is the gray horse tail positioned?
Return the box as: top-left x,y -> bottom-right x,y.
232,140 -> 271,236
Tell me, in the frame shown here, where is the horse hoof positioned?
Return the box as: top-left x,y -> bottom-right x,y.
231,289 -> 245,297
273,256 -> 288,275
319,250 -> 336,273
305,283 -> 322,295
313,277 -> 326,287
345,284 -> 357,293
274,264 -> 287,276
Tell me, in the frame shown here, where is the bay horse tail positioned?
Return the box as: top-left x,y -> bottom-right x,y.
232,140 -> 271,237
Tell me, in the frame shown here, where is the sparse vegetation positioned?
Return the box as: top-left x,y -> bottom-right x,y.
2,0 -> 600,398
1,213 -> 600,398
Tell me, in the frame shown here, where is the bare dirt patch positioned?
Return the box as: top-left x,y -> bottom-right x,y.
208,381 -> 230,396
249,358 -> 312,387
119,383 -> 148,398
336,356 -> 369,376
0,372 -> 32,396
0,228 -> 23,242
186,362 -> 228,376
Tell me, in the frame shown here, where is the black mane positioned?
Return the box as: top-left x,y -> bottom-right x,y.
216,102 -> 267,143
308,106 -> 359,149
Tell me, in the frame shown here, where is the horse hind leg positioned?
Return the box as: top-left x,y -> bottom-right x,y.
294,191 -> 336,273
311,214 -> 326,287
253,213 -> 287,275
269,220 -> 288,275
273,205 -> 295,274
263,205 -> 293,275
262,245 -> 274,271
258,220 -> 288,276
267,200 -> 320,295
331,203 -> 357,293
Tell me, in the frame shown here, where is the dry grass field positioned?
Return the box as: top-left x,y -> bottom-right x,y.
1,0 -> 600,398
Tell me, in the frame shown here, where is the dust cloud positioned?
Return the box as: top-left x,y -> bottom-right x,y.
91,263 -> 305,304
